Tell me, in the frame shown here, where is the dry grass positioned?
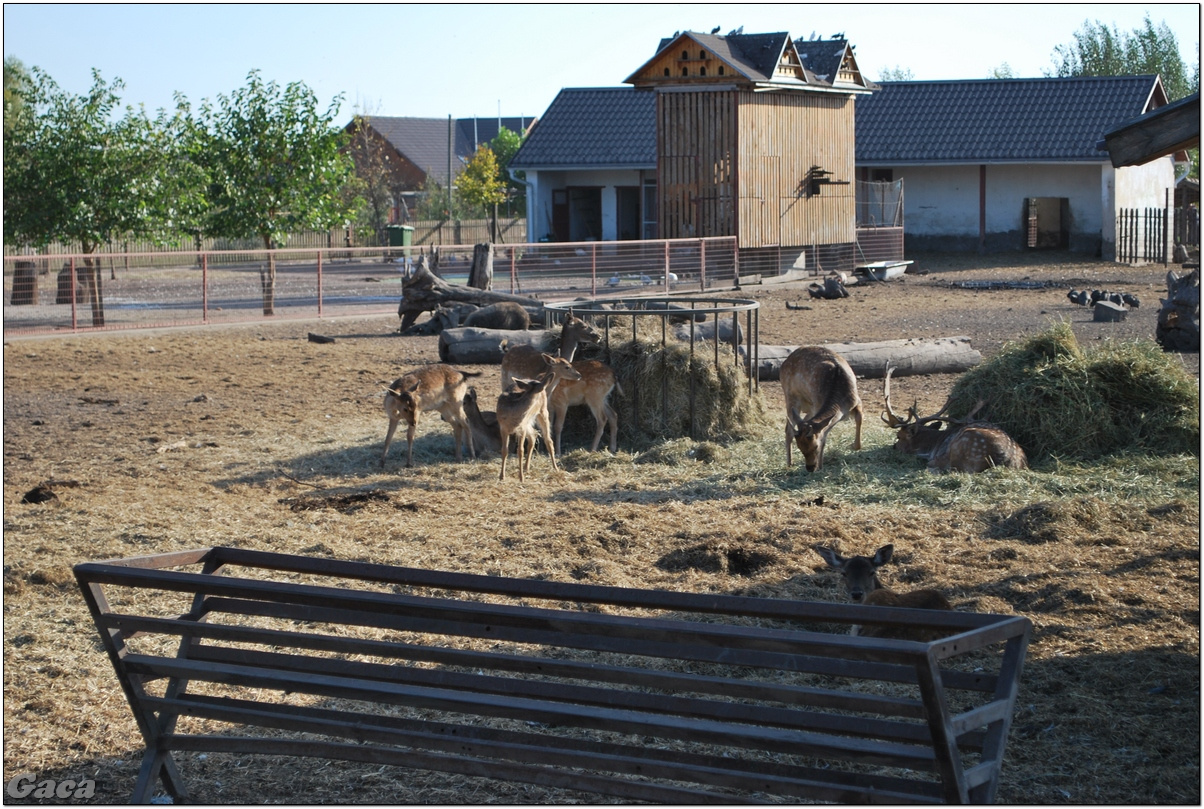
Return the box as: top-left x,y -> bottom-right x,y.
2,251 -> 1199,804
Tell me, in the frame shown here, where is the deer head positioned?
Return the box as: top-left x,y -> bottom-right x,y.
812,544 -> 893,602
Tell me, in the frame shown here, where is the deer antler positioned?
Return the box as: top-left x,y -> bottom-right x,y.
881,365 -> 915,427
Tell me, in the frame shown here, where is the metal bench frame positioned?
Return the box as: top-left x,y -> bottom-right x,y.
76,546 -> 1030,804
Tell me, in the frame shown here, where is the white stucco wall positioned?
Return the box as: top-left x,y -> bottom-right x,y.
1101,156 -> 1177,260
521,168 -> 646,242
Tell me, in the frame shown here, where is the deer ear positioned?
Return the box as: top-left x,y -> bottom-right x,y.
812,545 -> 843,568
873,544 -> 894,566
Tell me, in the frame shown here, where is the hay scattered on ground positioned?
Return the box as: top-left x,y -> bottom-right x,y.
947,322 -> 1200,461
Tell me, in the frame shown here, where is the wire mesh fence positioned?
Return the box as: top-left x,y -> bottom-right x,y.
3,238 -> 739,336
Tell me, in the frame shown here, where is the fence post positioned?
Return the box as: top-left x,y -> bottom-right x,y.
592,243 -> 597,297
700,239 -> 707,292
317,251 -> 324,317
1164,189 -> 1170,267
69,257 -> 78,332
202,253 -> 209,324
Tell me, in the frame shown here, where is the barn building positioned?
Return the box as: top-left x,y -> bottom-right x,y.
511,30 -> 878,274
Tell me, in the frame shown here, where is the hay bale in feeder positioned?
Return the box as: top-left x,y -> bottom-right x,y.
945,322 -> 1199,461
605,336 -> 770,445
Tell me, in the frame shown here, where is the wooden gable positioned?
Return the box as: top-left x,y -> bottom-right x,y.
627,33 -> 753,88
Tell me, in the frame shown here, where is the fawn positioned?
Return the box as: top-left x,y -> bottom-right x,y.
381,365 -> 480,468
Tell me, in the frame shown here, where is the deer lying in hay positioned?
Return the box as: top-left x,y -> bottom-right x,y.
812,543 -> 952,640
882,366 -> 1027,473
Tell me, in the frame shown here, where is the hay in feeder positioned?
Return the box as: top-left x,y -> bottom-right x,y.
946,322 -> 1199,461
602,333 -> 770,446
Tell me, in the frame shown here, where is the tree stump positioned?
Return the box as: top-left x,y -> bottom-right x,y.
56,264 -> 87,305
468,243 -> 493,290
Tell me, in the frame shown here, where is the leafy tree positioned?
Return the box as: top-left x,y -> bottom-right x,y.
877,65 -> 915,81
456,145 -> 507,240
1050,15 -> 1200,178
3,67 -> 198,325
490,127 -> 526,216
4,56 -> 32,135
988,63 -> 1016,79
1050,15 -> 1198,101
192,70 -> 354,314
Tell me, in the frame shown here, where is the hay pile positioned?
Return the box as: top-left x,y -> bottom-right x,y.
946,323 -> 1199,462
596,331 -> 771,446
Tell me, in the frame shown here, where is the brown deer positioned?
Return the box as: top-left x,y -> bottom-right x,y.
496,358 -> 582,482
500,311 -> 601,389
462,386 -> 503,455
381,365 -> 481,468
882,366 -> 1027,473
811,544 -> 953,640
780,346 -> 864,471
549,360 -> 623,455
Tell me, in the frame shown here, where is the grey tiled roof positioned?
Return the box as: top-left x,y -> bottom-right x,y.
509,88 -> 656,169
363,115 -> 535,185
856,76 -> 1163,163
795,38 -> 849,85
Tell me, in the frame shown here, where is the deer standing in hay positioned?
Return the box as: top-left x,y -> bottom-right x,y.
381,365 -> 481,468
496,357 -> 582,482
881,366 -> 1028,473
812,543 -> 953,640
780,346 -> 864,471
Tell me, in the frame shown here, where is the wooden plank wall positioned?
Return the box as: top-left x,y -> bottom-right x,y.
737,92 -> 856,249
657,91 -> 737,240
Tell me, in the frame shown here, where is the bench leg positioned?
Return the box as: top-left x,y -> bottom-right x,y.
131,748 -> 189,804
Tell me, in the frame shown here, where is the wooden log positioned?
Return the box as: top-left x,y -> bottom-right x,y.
397,254 -> 543,331
438,327 -> 558,365
748,337 -> 981,382
468,243 -> 493,290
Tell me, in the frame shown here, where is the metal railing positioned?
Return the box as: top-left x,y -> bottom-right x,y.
3,237 -> 739,337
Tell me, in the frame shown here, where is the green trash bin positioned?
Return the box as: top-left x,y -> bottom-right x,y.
387,225 -> 414,247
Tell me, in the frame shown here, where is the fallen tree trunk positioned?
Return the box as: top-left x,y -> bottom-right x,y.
749,337 -> 981,382
397,253 -> 543,331
439,327 -> 558,364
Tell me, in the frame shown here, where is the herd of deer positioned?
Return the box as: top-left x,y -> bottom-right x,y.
381,313 -> 622,481
381,330 -> 1028,632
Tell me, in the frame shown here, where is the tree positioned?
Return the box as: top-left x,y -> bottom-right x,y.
988,63 -> 1016,79
456,145 -> 507,241
3,67 -> 195,325
490,127 -> 526,217
877,66 -> 915,81
4,56 -> 32,135
192,70 -> 354,314
1050,15 -> 1198,101
1050,15 -> 1200,179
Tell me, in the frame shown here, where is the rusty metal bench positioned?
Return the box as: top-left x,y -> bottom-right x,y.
75,547 -> 1031,804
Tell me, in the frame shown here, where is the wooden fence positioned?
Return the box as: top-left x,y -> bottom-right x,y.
1115,207 -> 1170,265
1174,206 -> 1200,249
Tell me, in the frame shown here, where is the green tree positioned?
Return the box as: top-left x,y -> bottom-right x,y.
988,63 -> 1016,79
1050,15 -> 1198,101
490,126 -> 526,216
3,67 -> 196,325
192,70 -> 354,314
4,56 -> 32,135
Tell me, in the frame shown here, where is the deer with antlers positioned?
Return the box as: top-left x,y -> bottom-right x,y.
882,365 -> 1027,473
812,543 -> 952,640
780,346 -> 864,472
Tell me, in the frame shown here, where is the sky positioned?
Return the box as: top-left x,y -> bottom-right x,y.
4,3 -> 1200,123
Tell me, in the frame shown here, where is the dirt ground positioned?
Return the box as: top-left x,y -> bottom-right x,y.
2,250 -> 1200,804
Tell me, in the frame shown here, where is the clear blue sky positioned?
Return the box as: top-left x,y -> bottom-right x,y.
4,3 -> 1199,123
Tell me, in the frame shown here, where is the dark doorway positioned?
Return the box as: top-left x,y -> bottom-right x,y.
616,187 -> 640,240
551,189 -> 569,241
1025,197 -> 1070,248
569,187 -> 602,241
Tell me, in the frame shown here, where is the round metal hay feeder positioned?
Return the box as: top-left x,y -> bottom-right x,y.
544,297 -> 760,443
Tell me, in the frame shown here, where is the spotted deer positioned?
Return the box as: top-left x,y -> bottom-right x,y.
549,360 -> 623,455
780,346 -> 864,471
812,543 -> 953,640
500,312 -> 601,390
496,358 -> 582,482
381,365 -> 480,468
882,365 -> 1028,473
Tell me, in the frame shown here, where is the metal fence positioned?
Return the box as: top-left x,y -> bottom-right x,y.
3,237 -> 739,337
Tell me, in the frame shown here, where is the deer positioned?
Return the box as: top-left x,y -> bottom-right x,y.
381,365 -> 481,468
500,311 -> 601,389
496,358 -> 582,482
780,346 -> 864,471
881,365 -> 1028,473
811,543 -> 953,640
462,386 -> 503,455
549,360 -> 623,455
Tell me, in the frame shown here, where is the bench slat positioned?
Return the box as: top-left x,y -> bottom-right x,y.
125,654 -> 940,769
149,696 -> 945,804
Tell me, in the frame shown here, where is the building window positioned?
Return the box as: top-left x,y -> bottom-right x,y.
700,51 -> 707,59
699,66 -> 707,76
682,50 -> 689,59
682,67 -> 689,76
664,67 -> 670,76
718,65 -> 724,76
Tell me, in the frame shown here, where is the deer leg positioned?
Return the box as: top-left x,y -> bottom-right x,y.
552,402 -> 568,457
588,402 -> 606,452
605,402 -> 618,453
381,417 -> 400,468
405,420 -> 417,469
537,407 -> 557,472
852,404 -> 864,450
499,431 -> 510,481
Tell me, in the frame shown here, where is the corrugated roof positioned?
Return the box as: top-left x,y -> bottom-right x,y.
856,76 -> 1164,163
509,88 -> 656,169
363,115 -> 534,185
